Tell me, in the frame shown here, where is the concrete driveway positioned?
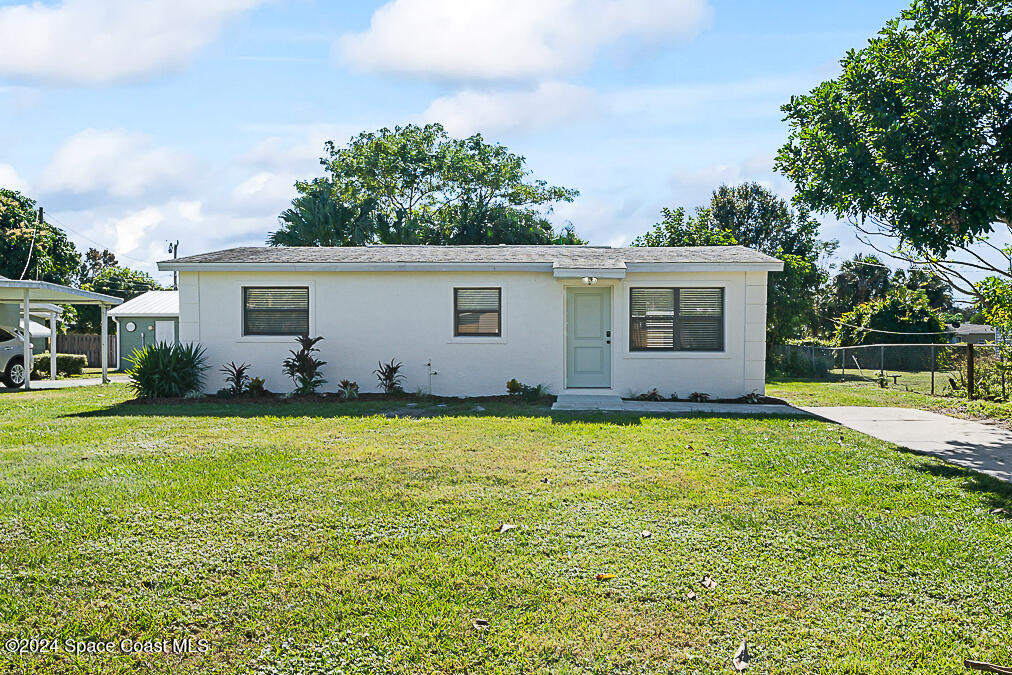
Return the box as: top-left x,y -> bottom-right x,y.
803,406 -> 1012,483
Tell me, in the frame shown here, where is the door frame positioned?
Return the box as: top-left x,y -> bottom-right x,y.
564,284 -> 614,389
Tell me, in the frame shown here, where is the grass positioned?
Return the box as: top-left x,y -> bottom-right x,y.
768,376 -> 1012,426
0,385 -> 1010,673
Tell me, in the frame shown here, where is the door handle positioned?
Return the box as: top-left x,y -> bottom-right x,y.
606,340 -> 611,344
606,330 -> 611,337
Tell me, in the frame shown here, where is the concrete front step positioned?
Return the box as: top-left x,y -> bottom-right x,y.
552,394 -> 625,411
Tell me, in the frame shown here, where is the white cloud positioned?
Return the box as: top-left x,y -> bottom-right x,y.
230,171 -> 299,215
422,82 -> 596,135
0,164 -> 28,192
338,0 -> 710,81
38,129 -> 195,200
0,0 -> 264,85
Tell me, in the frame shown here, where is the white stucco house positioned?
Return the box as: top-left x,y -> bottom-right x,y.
157,245 -> 782,398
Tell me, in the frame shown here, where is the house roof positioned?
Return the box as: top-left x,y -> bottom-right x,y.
108,290 -> 179,318
947,323 -> 995,336
159,245 -> 784,275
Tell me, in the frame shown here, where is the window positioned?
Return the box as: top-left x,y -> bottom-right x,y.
0,328 -> 14,342
454,288 -> 501,336
243,287 -> 309,336
629,288 -> 723,351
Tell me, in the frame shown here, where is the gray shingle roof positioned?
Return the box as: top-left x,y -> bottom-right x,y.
162,245 -> 782,268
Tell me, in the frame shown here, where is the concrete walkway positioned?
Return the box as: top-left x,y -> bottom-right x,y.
803,406 -> 1012,483
551,394 -> 805,416
1,375 -> 129,392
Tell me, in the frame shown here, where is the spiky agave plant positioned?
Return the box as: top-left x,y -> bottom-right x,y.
127,343 -> 209,399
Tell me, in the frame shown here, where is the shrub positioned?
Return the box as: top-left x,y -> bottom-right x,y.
220,361 -> 251,396
32,353 -> 86,377
635,388 -> 664,401
374,358 -> 405,394
506,378 -> 550,401
282,335 -> 327,394
688,392 -> 711,402
248,376 -> 267,397
127,343 -> 208,399
337,379 -> 359,400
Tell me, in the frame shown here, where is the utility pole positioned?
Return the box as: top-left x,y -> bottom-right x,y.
167,240 -> 179,289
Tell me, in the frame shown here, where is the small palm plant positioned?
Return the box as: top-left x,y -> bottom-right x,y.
374,358 -> 405,394
220,361 -> 251,396
282,335 -> 327,394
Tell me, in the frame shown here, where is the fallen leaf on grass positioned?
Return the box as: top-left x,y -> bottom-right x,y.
496,523 -> 516,533
472,619 -> 489,630
990,507 -> 1008,515
732,641 -> 751,671
596,573 -> 616,581
686,591 -> 697,600
701,575 -> 717,589
641,530 -> 652,538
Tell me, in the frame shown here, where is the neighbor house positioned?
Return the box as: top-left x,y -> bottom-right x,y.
157,245 -> 782,398
108,290 -> 180,369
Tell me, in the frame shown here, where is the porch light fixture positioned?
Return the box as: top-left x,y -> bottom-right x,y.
582,276 -> 599,286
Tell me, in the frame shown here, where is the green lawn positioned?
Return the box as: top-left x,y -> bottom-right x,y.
767,377 -> 1012,426
1,385 -> 1010,673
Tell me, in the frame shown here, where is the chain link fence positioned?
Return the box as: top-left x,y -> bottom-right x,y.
772,342 -> 1010,399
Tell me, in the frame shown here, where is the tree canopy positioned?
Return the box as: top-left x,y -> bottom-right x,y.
776,0 -> 1012,259
0,188 -> 79,285
634,183 -> 836,346
269,123 -> 584,246
835,287 -> 946,347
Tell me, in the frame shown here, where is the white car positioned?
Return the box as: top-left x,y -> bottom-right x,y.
0,326 -> 32,388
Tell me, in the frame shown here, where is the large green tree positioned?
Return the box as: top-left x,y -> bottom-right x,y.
269,124 -> 583,246
775,0 -> 1012,311
0,189 -> 79,285
634,183 -> 835,347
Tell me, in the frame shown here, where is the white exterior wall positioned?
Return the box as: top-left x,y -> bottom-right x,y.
178,268 -> 769,398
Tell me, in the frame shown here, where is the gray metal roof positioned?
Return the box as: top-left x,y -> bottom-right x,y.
160,245 -> 783,270
108,290 -> 179,318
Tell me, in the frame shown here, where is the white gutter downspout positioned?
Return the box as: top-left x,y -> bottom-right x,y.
100,304 -> 109,385
49,310 -> 57,380
21,289 -> 30,390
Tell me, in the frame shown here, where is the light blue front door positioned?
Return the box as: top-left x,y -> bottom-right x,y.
566,287 -> 611,388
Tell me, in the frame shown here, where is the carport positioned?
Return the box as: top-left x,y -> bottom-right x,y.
0,278 -> 122,390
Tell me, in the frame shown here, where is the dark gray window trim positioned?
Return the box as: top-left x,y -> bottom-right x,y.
453,287 -> 502,337
629,287 -> 725,352
242,286 -> 310,336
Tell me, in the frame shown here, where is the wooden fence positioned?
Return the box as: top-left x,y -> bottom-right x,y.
52,333 -> 116,368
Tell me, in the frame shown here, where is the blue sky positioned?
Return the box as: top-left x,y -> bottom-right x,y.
0,0 -> 909,286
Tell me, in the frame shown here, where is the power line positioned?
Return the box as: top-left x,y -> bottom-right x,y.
45,214 -> 161,267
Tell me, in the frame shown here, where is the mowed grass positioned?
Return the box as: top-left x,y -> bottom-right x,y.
0,385 -> 1010,674
768,377 -> 1012,427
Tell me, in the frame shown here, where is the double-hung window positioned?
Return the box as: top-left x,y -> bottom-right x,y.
629,287 -> 724,351
242,287 -> 309,336
454,288 -> 501,336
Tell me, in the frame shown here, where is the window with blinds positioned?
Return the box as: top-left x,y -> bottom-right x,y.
454,288 -> 501,336
629,288 -> 723,351
242,287 -> 310,336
